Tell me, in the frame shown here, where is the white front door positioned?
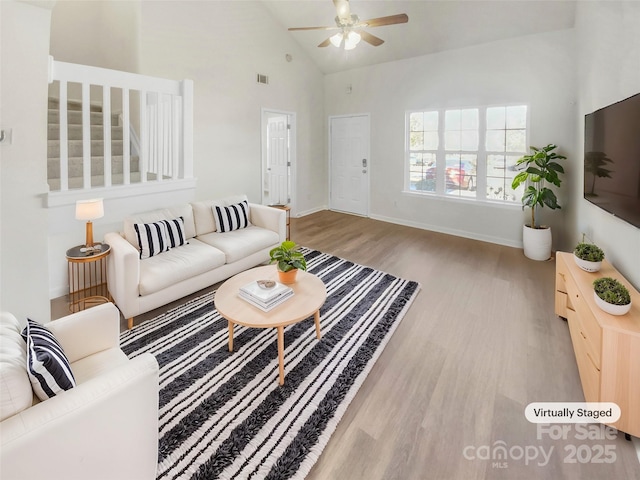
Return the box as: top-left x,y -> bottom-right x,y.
330,114 -> 370,216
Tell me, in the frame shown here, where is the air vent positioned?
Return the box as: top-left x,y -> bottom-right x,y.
256,74 -> 269,85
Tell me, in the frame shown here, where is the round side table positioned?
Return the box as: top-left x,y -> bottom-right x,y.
66,244 -> 111,312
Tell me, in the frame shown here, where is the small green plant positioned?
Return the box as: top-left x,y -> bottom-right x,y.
593,277 -> 631,306
269,240 -> 307,272
574,242 -> 605,262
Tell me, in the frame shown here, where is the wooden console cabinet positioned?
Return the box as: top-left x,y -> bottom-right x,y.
555,252 -> 640,438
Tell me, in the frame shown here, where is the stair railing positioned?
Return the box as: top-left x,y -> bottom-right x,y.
48,56 -> 193,193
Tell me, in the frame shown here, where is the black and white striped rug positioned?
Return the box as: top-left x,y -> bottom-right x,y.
120,248 -> 420,480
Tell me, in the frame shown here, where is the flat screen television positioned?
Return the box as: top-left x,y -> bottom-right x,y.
584,92 -> 640,228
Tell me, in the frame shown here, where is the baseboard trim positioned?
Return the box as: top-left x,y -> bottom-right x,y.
295,205 -> 328,218
368,213 -> 523,249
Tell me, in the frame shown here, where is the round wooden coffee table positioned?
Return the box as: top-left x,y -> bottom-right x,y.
215,265 -> 327,385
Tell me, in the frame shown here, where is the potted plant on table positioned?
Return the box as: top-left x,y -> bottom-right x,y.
269,240 -> 307,284
573,241 -> 605,272
593,277 -> 632,316
511,144 -> 566,261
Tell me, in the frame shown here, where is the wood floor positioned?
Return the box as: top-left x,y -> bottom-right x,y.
291,211 -> 639,480
51,210 -> 639,479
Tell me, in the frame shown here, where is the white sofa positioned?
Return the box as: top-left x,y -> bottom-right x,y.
104,196 -> 286,328
0,303 -> 159,480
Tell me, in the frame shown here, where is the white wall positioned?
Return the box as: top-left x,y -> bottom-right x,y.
50,0 -> 141,73
139,1 -> 327,215
575,1 -> 640,288
324,29 -> 577,250
45,1 -> 327,298
0,0 -> 54,322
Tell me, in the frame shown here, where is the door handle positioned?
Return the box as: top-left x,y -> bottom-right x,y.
362,158 -> 367,167
362,169 -> 367,174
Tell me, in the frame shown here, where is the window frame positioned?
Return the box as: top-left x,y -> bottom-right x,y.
404,103 -> 529,205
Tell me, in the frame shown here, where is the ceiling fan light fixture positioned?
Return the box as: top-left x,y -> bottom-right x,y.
329,32 -> 343,48
346,31 -> 361,47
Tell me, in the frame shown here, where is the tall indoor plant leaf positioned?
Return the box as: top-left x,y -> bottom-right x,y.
511,144 -> 566,229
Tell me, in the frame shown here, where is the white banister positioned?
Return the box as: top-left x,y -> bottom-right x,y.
81,82 -> 91,189
182,79 -> 194,179
102,85 -> 112,187
47,57 -> 193,197
139,88 -> 148,184
59,80 -> 69,191
122,88 -> 131,185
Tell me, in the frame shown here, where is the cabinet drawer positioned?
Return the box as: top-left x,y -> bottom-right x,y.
555,290 -> 568,317
556,271 -> 568,294
567,309 -> 601,402
565,282 -> 602,367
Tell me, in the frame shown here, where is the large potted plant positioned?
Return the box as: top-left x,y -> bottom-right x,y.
269,240 -> 307,284
511,144 -> 566,261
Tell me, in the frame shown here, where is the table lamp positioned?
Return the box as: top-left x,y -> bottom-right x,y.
75,198 -> 104,250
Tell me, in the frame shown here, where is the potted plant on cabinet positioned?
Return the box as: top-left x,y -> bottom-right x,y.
269,240 -> 307,284
511,144 -> 566,261
593,277 -> 632,315
573,241 -> 605,272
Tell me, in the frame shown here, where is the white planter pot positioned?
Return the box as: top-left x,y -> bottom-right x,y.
573,255 -> 602,273
522,225 -> 551,261
593,292 -> 632,316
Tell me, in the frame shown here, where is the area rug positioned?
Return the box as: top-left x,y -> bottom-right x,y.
120,248 -> 420,480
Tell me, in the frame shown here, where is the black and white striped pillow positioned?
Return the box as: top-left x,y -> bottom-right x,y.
21,319 -> 76,401
134,221 -> 170,259
162,216 -> 187,248
213,200 -> 250,233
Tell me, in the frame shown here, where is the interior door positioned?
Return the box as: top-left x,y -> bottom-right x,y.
267,115 -> 289,205
262,110 -> 294,207
330,114 -> 370,216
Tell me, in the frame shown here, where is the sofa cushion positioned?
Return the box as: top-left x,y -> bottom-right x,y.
134,221 -> 170,259
192,195 -> 249,236
22,319 -> 76,401
0,312 -> 33,421
197,225 -> 280,264
163,217 -> 188,248
213,200 -> 250,233
71,348 -> 129,384
124,204 -> 196,248
138,238 -> 226,296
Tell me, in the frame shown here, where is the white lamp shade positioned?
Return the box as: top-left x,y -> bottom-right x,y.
330,33 -> 343,48
75,198 -> 104,221
344,31 -> 361,50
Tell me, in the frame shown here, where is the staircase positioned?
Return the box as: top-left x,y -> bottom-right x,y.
47,98 -> 141,191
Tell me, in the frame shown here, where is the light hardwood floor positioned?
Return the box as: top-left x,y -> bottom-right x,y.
51,210 -> 639,479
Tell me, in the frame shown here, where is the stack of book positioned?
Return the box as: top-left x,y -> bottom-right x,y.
239,280 -> 294,312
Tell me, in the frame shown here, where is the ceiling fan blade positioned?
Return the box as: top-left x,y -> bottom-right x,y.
333,0 -> 351,21
318,37 -> 332,48
360,30 -> 385,47
288,26 -> 338,31
360,13 -> 409,28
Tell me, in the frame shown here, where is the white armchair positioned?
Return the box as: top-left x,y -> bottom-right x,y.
0,303 -> 159,480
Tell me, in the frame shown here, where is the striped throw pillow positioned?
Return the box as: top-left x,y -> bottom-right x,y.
163,216 -> 188,248
213,200 -> 250,233
134,221 -> 170,259
22,319 -> 76,401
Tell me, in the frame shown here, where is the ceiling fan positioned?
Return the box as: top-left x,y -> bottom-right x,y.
288,0 -> 408,50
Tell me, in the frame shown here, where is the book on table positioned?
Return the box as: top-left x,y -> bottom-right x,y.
239,280 -> 294,312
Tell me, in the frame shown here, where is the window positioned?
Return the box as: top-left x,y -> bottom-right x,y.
407,105 -> 527,203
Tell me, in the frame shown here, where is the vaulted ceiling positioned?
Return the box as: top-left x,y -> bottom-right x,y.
262,0 -> 577,74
